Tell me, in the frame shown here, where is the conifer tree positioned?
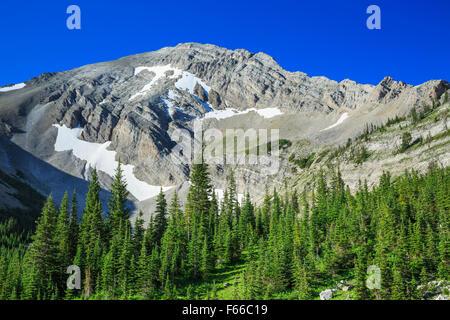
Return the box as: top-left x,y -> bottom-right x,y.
154,189 -> 168,246
132,211 -> 145,258
29,195 -> 59,298
101,248 -> 115,299
107,161 -> 129,238
159,192 -> 186,284
55,192 -> 71,295
136,236 -> 149,297
68,190 -> 79,259
78,169 -> 105,298
293,258 -> 311,300
354,247 -> 369,300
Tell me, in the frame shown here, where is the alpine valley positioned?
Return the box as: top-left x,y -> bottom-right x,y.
0,43 -> 448,300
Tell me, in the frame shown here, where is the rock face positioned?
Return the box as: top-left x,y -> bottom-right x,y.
193,82 -> 208,102
0,42 -> 448,220
208,89 -> 224,109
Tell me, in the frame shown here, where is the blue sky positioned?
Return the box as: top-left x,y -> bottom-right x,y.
0,0 -> 449,86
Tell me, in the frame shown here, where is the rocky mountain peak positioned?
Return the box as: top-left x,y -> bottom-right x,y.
0,42 -> 448,215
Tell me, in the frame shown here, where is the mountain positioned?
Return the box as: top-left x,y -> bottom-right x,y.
0,42 -> 448,223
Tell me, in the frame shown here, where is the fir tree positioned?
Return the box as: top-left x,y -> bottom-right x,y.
68,190 -> 79,259
154,189 -> 168,246
107,161 -> 130,238
55,192 -> 71,296
29,195 -> 59,299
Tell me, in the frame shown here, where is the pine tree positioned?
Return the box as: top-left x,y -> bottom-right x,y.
132,211 -> 145,258
107,161 -> 130,238
185,161 -> 212,234
200,235 -> 212,279
354,247 -> 369,300
29,194 -> 59,299
21,250 -> 39,300
293,259 -> 311,300
68,190 -> 79,259
78,169 -> 105,298
159,192 -> 186,284
136,236 -> 150,297
117,227 -> 132,297
101,248 -> 115,299
238,192 -> 254,249
391,262 -> 407,300
154,189 -> 168,246
55,192 -> 71,296
185,161 -> 212,278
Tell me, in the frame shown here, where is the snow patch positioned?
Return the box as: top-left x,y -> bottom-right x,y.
167,90 -> 178,100
253,108 -> 283,118
0,83 -> 26,92
130,65 -> 211,102
203,109 -> 241,120
203,107 -> 283,120
321,113 -> 349,131
131,65 -> 283,121
53,124 -> 172,201
175,72 -> 211,94
130,65 -> 183,101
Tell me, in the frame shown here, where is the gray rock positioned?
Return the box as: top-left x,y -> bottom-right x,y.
193,82 -> 208,102
417,280 -> 450,300
208,89 -> 224,109
320,289 -> 333,300
337,280 -> 350,288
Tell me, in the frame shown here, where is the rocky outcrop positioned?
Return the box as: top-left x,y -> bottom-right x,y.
417,280 -> 450,300
319,289 -> 334,300
337,280 -> 351,292
319,280 -> 352,300
208,89 -> 224,109
0,121 -> 13,136
193,82 -> 208,102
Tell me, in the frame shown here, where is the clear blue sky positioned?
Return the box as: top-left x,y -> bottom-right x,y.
1,0 -> 449,87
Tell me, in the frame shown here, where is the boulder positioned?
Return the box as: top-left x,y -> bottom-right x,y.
320,289 -> 333,300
